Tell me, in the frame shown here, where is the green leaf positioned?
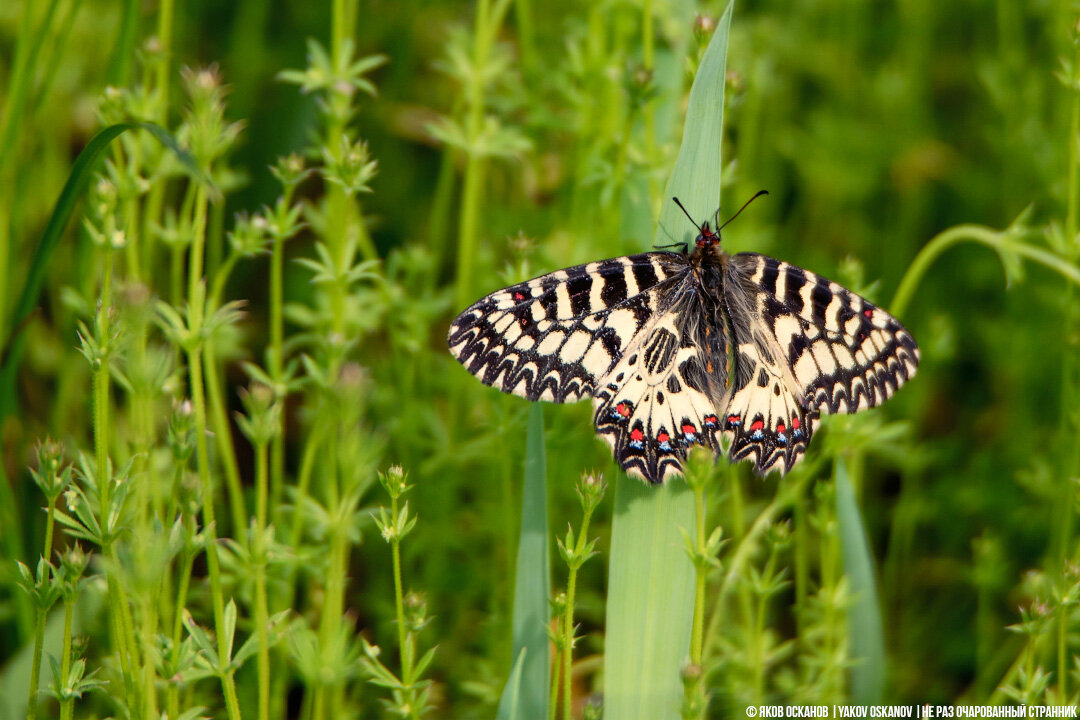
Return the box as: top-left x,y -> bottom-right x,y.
604,4 -> 733,720
655,1 -> 735,249
835,458 -> 886,704
604,477 -> 696,719
0,122 -> 208,423
498,648 -> 528,720
497,403 -> 550,720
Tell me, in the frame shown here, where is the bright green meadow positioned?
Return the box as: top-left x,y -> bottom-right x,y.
2,1 -> 1080,718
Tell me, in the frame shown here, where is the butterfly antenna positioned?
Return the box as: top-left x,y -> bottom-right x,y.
672,197 -> 703,230
718,190 -> 769,231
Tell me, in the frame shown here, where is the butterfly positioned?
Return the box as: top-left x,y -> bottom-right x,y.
447,195 -> 920,484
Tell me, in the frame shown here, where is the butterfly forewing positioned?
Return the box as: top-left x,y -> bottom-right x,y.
447,253 -> 685,403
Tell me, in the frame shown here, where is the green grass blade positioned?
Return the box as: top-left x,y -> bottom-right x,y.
0,122 -> 205,423
604,478 -> 696,719
498,648 -> 528,720
835,458 -> 886,704
603,6 -> 733,719
497,404 -> 550,720
655,0 -> 734,247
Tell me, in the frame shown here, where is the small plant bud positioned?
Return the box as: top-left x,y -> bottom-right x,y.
576,472 -> 606,513
694,13 -> 715,36
378,465 -> 410,500
271,153 -> 310,190
236,383 -> 282,446
169,399 -> 196,463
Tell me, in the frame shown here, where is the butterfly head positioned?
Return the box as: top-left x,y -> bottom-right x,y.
694,221 -> 721,249
672,191 -> 769,252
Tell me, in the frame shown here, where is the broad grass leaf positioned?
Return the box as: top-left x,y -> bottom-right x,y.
835,458 -> 886,704
604,3 -> 733,719
497,404 -> 550,719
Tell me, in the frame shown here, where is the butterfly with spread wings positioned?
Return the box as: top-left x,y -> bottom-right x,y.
447,196 -> 919,484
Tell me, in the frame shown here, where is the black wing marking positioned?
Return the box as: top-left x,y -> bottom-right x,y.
448,252 -> 686,403
720,252 -> 919,474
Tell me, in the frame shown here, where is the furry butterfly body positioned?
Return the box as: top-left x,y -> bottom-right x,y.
447,217 -> 919,484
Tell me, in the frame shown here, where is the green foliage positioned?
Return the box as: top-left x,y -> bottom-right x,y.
5,0 -> 1080,718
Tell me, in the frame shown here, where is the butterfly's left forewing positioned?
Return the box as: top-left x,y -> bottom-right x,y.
447,252 -> 685,403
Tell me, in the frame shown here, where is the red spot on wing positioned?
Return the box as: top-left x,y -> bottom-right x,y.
630,428 -> 644,442
681,423 -> 696,434
514,291 -> 526,301
776,423 -> 786,434
792,416 -> 801,429
704,414 -> 719,427
616,402 -> 631,418
657,431 -> 670,443
727,414 -> 741,424
863,308 -> 873,318
749,420 -> 764,431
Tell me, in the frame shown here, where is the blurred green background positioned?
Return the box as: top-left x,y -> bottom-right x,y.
2,0 -> 1080,716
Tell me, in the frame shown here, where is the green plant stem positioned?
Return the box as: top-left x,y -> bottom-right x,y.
690,484 -> 707,666
389,493 -> 416,715
752,550 -> 778,705
641,0 -> 660,209
562,503 -> 597,720
705,473 -> 809,657
59,598 -> 74,720
189,346 -> 243,720
167,549 -> 195,720
891,224 -> 1080,318
269,229 -> 286,522
254,439 -> 271,720
93,249 -> 140,707
155,0 -> 174,124
454,0 -> 491,310
26,607 -> 46,720
290,416 -> 324,556
187,184 -> 243,720
794,485 -> 808,642
1056,30 -> 1080,704
547,660 -> 562,720
204,339 -> 248,534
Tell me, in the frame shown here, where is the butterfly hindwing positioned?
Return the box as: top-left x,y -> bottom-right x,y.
447,253 -> 684,403
592,294 -> 725,484
720,253 -> 920,474
720,341 -> 818,474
